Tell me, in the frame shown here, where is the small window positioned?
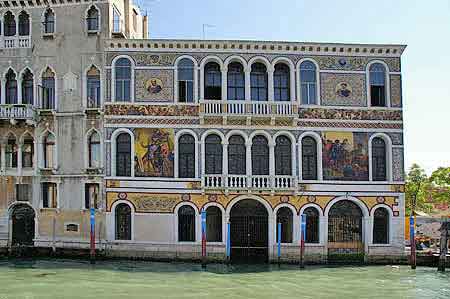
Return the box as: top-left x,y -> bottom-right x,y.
275,136 -> 292,176
42,182 -> 57,208
205,134 -> 222,175
227,62 -> 245,101
178,58 -> 194,103
178,134 -> 195,178
304,207 -> 319,243
228,135 -> 246,175
43,9 -> 55,34
204,62 -> 222,100
18,11 -> 30,36
5,69 -> 18,105
276,207 -> 293,243
22,69 -> 34,105
206,206 -> 222,242
84,183 -> 99,209
178,205 -> 195,242
250,63 -> 268,101
6,136 -> 18,168
369,63 -> 387,107
251,135 -> 269,175
86,6 -> 99,32
274,63 -> 290,101
112,6 -> 121,32
115,203 -> 131,240
301,136 -> 318,180
88,131 -> 101,168
41,68 -> 56,109
373,208 -> 389,244
66,224 -> 79,232
372,137 -> 387,181
115,133 -> 131,177
300,61 -> 317,105
22,136 -> 34,168
87,66 -> 101,108
4,12 -> 16,36
43,133 -> 55,169
16,184 -> 31,202
114,58 -> 132,102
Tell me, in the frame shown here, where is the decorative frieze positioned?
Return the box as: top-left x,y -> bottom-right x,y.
105,104 -> 199,117
299,108 -> 402,121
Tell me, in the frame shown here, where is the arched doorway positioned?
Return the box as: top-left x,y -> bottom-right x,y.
11,204 -> 35,246
230,199 -> 268,263
328,200 -> 364,262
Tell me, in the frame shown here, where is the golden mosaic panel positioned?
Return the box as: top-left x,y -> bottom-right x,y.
320,73 -> 366,106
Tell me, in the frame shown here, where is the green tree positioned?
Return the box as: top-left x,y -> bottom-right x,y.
405,164 -> 432,215
429,167 -> 450,204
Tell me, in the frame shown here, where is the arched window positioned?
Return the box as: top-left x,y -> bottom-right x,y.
5,69 -> 18,104
18,11 -> 30,36
41,68 -> 55,109
373,207 -> 389,244
6,135 -> 18,168
275,135 -> 292,175
274,63 -> 290,101
4,12 -> 16,36
22,135 -> 34,168
21,69 -> 34,105
178,134 -> 195,178
250,63 -> 268,101
115,133 -> 131,177
178,205 -> 195,242
178,58 -> 194,103
276,207 -> 293,243
228,135 -> 246,175
43,9 -> 55,34
43,133 -> 55,169
372,137 -> 387,181
252,135 -> 269,175
369,63 -> 387,107
206,206 -> 222,242
301,136 -> 318,180
87,66 -> 101,108
115,203 -> 131,240
204,62 -> 221,100
227,62 -> 245,101
300,61 -> 317,105
114,58 -> 132,102
205,134 -> 222,174
304,207 -> 319,243
88,132 -> 101,168
86,6 -> 99,32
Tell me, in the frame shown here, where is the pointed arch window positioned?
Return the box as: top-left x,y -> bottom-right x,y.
115,203 -> 131,240
373,207 -> 389,244
22,136 -> 34,168
252,135 -> 269,175
304,207 -> 319,243
227,62 -> 245,101
114,58 -> 132,102
178,134 -> 195,178
204,62 -> 222,100
274,63 -> 290,101
43,133 -> 55,169
302,136 -> 318,180
276,207 -> 293,243
228,135 -> 246,175
41,68 -> 55,109
6,135 -> 18,168
250,63 -> 268,101
43,9 -> 55,34
372,137 -> 387,181
178,205 -> 195,242
87,66 -> 101,108
206,206 -> 222,242
205,134 -> 222,175
86,6 -> 100,32
88,131 -> 101,168
18,11 -> 30,36
275,135 -> 292,175
116,133 -> 131,177
178,58 -> 194,103
5,69 -> 18,104
369,63 -> 387,107
4,12 -> 16,36
300,61 -> 317,105
22,69 -> 34,105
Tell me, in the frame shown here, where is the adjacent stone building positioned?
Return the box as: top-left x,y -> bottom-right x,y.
0,0 -> 406,263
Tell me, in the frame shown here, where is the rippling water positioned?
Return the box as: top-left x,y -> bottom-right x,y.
0,259 -> 449,299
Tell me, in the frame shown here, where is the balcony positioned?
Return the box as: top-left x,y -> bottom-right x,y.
200,101 -> 297,117
203,174 -> 297,192
1,36 -> 31,49
0,105 -> 38,124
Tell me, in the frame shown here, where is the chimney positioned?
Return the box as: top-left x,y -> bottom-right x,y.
143,15 -> 149,38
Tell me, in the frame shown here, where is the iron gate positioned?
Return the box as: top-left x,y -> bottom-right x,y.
11,204 -> 35,246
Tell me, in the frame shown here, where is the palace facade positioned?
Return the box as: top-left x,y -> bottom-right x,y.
0,0 -> 406,263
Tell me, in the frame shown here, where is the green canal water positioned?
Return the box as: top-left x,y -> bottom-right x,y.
0,259 -> 449,299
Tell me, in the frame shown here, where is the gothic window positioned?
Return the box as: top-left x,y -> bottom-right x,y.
251,135 -> 269,175
88,131 -> 101,168
178,58 -> 194,103
204,62 -> 222,100
304,207 -> 319,243
87,66 -> 101,108
250,63 -> 268,101
115,203 -> 131,240
300,61 -> 317,105
116,133 -> 131,177
43,9 -> 55,34
274,63 -> 290,101
86,6 -> 99,32
43,133 -> 55,169
6,135 -> 18,168
205,134 -> 222,175
372,137 -> 387,181
275,136 -> 292,175
114,58 -> 132,102
206,206 -> 222,242
5,69 -> 18,104
42,182 -> 57,208
373,207 -> 389,244
84,183 -> 99,210
228,135 -> 246,175
22,69 -> 34,105
41,68 -> 55,109
18,11 -> 30,36
178,205 -> 195,242
370,63 -> 387,107
178,134 -> 195,178
276,207 -> 293,243
4,12 -> 16,36
302,136 -> 318,180
227,62 -> 245,101
22,136 -> 34,168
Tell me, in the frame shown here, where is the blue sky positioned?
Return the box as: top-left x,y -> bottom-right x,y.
136,0 -> 450,174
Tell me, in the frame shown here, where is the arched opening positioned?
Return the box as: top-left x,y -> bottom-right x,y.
328,200 -> 364,261
115,203 -> 131,240
178,205 -> 195,242
304,207 -> 319,243
227,62 -> 245,101
43,132 -> 55,169
206,206 -> 222,242
230,199 -> 268,263
250,63 -> 268,101
369,63 -> 387,107
204,134 -> 222,175
6,134 -> 18,168
251,135 -> 269,175
115,133 -> 131,177
177,58 -> 194,103
22,134 -> 34,168
274,63 -> 290,101
114,58 -> 132,102
178,134 -> 195,178
87,65 -> 101,108
275,135 -> 292,176
4,12 -> 16,36
86,6 -> 99,31
88,131 -> 101,168
276,207 -> 293,243
5,69 -> 18,104
43,9 -> 55,34
373,207 -> 389,244
301,136 -> 318,180
372,137 -> 387,181
41,67 -> 55,109
204,62 -> 222,100
299,61 -> 317,105
11,204 -> 35,246
21,69 -> 34,105
18,11 -> 30,36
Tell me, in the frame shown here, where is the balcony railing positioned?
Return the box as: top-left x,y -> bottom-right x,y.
0,104 -> 37,121
203,174 -> 297,191
200,100 -> 297,117
1,36 -> 31,49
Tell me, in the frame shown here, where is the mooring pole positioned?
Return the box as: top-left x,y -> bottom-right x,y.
438,219 -> 448,272
226,222 -> 231,264
410,215 -> 416,269
90,207 -> 96,264
300,214 -> 306,269
277,222 -> 281,265
201,209 -> 207,268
